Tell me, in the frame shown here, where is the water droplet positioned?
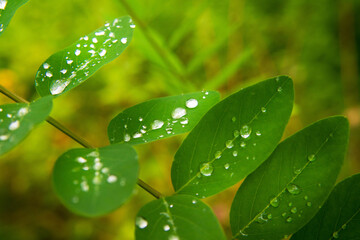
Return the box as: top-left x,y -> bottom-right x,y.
255,212 -> 268,224
277,86 -> 283,92
93,175 -> 102,185
130,24 -> 136,28
50,80 -> 71,95
0,0 -> 8,10
43,63 -> 50,69
169,204 -> 174,208
282,212 -> 287,218
232,151 -> 238,157
214,151 -> 222,159
289,202 -> 293,207
9,120 -> 20,131
136,217 -> 148,229
333,232 -> 339,239
93,161 -> 103,171
304,196 -> 308,200
240,142 -> 246,148
270,198 -> 279,208
172,108 -> 186,119
17,107 -> 29,117
232,116 -> 236,122
261,107 -> 266,113
60,69 -> 67,74
233,130 -> 240,137
151,120 -> 164,130
76,157 -> 87,163
308,154 -> 316,162
287,184 -> 301,195
75,49 -> 81,56
186,99 -> 198,108
124,133 -> 131,142
240,125 -> 251,138
180,118 -> 189,125
192,200 -> 197,204
163,225 -> 170,231
224,163 -> 230,170
341,224 -> 347,230
0,135 -> 9,141
101,167 -> 109,174
121,37 -> 128,44
286,217 -> 293,223
99,49 -> 107,57
200,163 -> 213,176
306,202 -> 312,207
294,168 -> 301,174
133,132 -> 142,138
291,207 -> 297,214
256,131 -> 261,136
45,71 -> 53,77
267,214 -> 272,219
107,175 -> 117,183
80,181 -> 89,192
169,235 -> 179,240
226,140 -> 234,149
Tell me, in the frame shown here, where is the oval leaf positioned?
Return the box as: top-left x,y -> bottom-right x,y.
0,96 -> 53,156
108,91 -> 220,145
0,0 -> 29,36
135,194 -> 226,240
52,144 -> 138,217
291,173 -> 360,240
230,116 -> 349,240
35,16 -> 135,97
171,76 -> 294,198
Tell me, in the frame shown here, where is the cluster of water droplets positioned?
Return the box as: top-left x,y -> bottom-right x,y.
122,97 -> 202,143
71,151 -> 125,203
0,106 -> 30,142
35,17 -> 135,95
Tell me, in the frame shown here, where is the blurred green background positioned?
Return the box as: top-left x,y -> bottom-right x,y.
0,0 -> 359,239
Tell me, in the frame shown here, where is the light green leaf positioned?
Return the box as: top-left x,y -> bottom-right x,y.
0,96 -> 52,156
291,173 -> 360,240
52,144 -> 138,217
230,116 -> 349,240
108,91 -> 220,145
35,16 -> 134,97
171,76 -> 293,198
0,0 -> 29,36
135,194 -> 226,240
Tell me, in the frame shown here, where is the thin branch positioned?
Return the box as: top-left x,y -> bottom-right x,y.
0,85 -> 162,199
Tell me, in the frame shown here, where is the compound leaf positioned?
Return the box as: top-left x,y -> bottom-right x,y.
291,173 -> 360,240
35,16 -> 135,97
0,0 -> 29,36
230,116 -> 349,240
108,91 -> 220,145
0,96 -> 52,156
52,144 -> 138,217
171,76 -> 293,198
135,194 -> 226,240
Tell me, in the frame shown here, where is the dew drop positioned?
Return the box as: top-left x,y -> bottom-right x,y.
93,175 -> 102,185
341,224 -> 347,230
169,235 -> 179,240
186,99 -> 198,108
306,202 -> 312,207
233,130 -> 240,137
101,167 -> 109,174
136,217 -> 148,229
214,151 -> 222,159
232,116 -> 236,122
294,169 -> 301,174
192,200 -> 197,204
333,232 -> 339,239
291,207 -> 297,214
76,157 -> 87,163
287,184 -> 301,195
277,86 -> 283,92
286,217 -> 293,223
226,140 -> 234,149
121,37 -> 128,44
200,163 -> 213,176
60,69 -> 67,74
240,125 -> 251,138
46,71 -> 53,77
107,175 -> 117,183
80,181 -> 89,192
124,133 -> 131,142
261,107 -> 266,113
180,119 -> 189,125
224,163 -> 230,170
232,151 -> 238,157
308,154 -> 316,162
17,107 -> 28,117
130,24 -> 136,28
75,49 -> 81,56
93,162 -> 103,171
172,108 -> 186,119
255,213 -> 268,224
282,212 -> 287,218
256,131 -> 261,136
151,120 -> 164,130
0,0 -> 8,10
304,195 -> 308,200
240,142 -> 246,148
270,198 -> 279,208
0,135 -> 9,141
133,132 -> 142,138
66,59 -> 73,64
50,80 -> 71,95
9,120 -> 20,131
99,49 -> 107,57
43,63 -> 50,69
267,214 -> 272,219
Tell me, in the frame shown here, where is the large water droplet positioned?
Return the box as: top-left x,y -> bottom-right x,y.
224,163 -> 230,170
107,175 -> 117,183
200,163 -> 214,176
270,198 -> 279,208
214,151 -> 222,159
9,120 -> 20,131
294,168 -> 301,174
50,80 -> 71,95
287,184 -> 301,195
226,140 -> 234,149
124,133 -> 131,142
308,154 -> 316,162
240,125 -> 251,138
186,99 -> 198,108
17,107 -> 29,117
163,225 -> 170,231
172,108 -> 186,119
151,120 -> 164,130
136,217 -> 148,229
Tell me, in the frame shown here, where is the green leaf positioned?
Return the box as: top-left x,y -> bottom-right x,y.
135,194 -> 226,240
291,173 -> 360,240
35,16 -> 135,97
171,76 -> 293,198
52,144 -> 138,217
0,0 -> 29,36
230,116 -> 349,240
108,91 -> 220,145
0,96 -> 53,156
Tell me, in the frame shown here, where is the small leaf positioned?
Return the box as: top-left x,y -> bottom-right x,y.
291,173 -> 360,240
0,96 -> 53,156
230,116 -> 349,240
135,194 -> 226,240
0,0 -> 29,36
171,76 -> 294,198
52,144 -> 138,217
35,16 -> 135,97
108,91 -> 220,145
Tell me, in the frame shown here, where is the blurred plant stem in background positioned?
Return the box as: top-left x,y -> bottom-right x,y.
0,0 -> 359,239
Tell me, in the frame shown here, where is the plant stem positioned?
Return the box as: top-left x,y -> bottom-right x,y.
0,85 -> 162,199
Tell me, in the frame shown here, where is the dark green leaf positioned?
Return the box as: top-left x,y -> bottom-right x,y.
0,0 -> 29,36
291,173 -> 360,240
35,16 -> 134,97
108,91 -> 220,145
230,116 -> 349,240
171,76 -> 294,198
0,96 -> 52,156
135,194 -> 226,240
52,144 -> 138,217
